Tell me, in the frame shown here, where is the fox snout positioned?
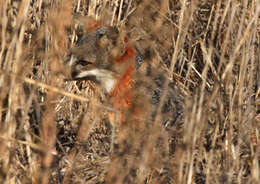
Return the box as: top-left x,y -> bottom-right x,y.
65,56 -> 118,94
73,67 -> 118,94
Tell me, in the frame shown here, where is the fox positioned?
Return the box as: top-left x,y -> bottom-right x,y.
66,24 -> 142,125
65,22 -> 185,183
67,23 -> 184,125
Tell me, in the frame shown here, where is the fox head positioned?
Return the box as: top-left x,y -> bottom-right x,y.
66,26 -> 136,96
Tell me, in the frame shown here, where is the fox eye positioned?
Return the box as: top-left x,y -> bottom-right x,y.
76,60 -> 92,66
72,60 -> 93,78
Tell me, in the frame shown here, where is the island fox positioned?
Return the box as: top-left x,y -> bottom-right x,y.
67,24 -> 184,127
66,21 -> 185,183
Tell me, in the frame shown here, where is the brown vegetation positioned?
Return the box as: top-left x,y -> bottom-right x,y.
0,0 -> 259,184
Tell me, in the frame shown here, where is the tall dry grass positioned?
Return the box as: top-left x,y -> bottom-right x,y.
0,0 -> 259,184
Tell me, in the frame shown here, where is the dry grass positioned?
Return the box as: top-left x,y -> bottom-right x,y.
0,0 -> 260,184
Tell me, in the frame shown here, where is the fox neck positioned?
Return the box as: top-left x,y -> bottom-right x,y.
109,65 -> 134,109
97,44 -> 136,96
